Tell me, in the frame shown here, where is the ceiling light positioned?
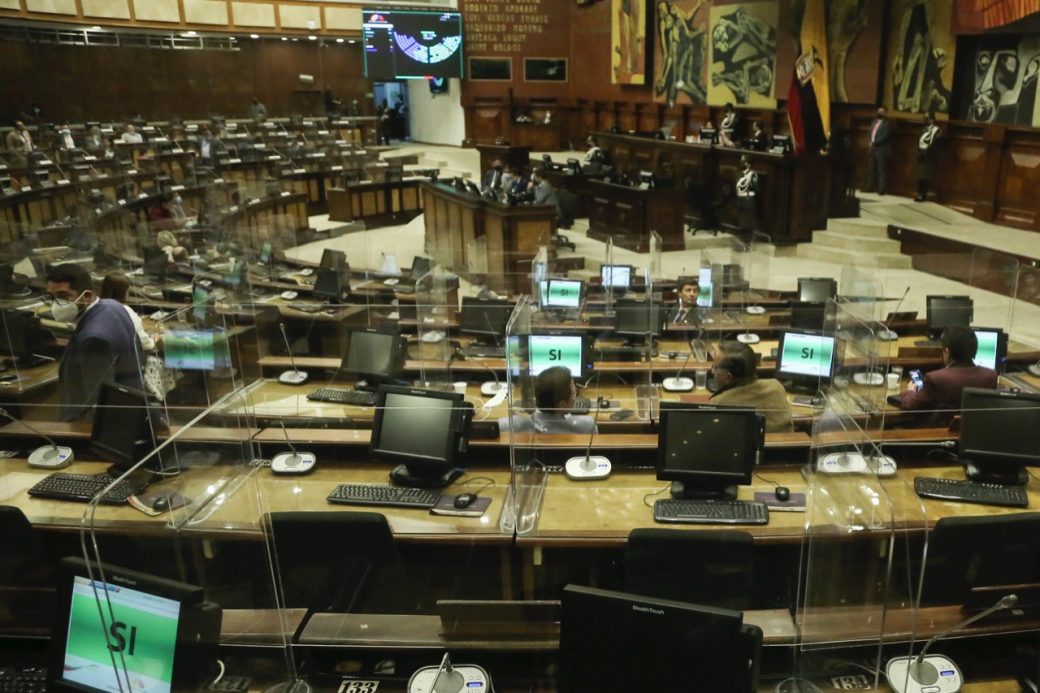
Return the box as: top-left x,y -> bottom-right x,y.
336,38 -> 344,43
281,37 -> 288,41
308,35 -> 317,41
250,34 -> 259,39
348,39 -> 356,44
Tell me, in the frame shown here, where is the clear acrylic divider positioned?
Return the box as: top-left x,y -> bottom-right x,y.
414,264 -> 456,388
602,237 -> 615,313
967,248 -> 1019,335
501,297 -> 542,535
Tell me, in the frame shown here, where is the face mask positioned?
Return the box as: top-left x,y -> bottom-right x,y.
51,299 -> 81,323
174,195 -> 183,205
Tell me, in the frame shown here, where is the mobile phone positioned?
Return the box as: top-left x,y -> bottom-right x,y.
909,369 -> 923,389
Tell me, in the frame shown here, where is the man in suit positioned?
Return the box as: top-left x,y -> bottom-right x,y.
45,263 -> 144,421
529,168 -> 560,211
5,121 -> 33,167
710,341 -> 793,432
482,158 -> 504,194
671,278 -> 700,323
867,106 -> 893,195
899,325 -> 998,424
499,366 -> 597,434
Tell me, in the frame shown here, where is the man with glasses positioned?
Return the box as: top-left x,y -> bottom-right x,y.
45,264 -> 144,421
710,341 -> 792,432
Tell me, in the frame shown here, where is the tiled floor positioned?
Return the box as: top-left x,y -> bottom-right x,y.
286,144 -> 1040,349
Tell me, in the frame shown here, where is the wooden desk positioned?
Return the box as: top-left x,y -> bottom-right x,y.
327,178 -> 424,228
587,179 -> 685,252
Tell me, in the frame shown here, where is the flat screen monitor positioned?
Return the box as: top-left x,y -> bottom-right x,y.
958,387 -> 1040,482
410,256 -> 433,280
319,248 -> 346,271
614,298 -> 664,339
258,241 -> 273,265
459,296 -> 513,343
560,585 -> 761,693
637,170 -> 654,190
972,328 -> 1007,371
163,329 -> 231,371
50,556 -> 216,693
700,127 -> 716,144
926,295 -> 973,336
312,267 -> 346,302
0,309 -> 40,363
798,277 -> 837,302
696,265 -> 714,308
656,403 -> 761,498
600,264 -> 632,291
362,10 -> 464,80
528,333 -> 592,379
341,327 -> 405,384
776,331 -> 837,387
143,248 -> 168,279
371,385 -> 467,488
789,301 -> 828,331
543,279 -> 583,310
89,381 -> 156,476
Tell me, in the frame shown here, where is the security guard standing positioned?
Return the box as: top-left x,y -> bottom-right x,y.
736,155 -> 759,240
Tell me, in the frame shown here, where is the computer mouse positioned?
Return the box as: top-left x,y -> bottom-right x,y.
610,408 -> 635,421
774,486 -> 791,502
280,290 -> 298,300
453,493 -> 478,509
151,496 -> 171,512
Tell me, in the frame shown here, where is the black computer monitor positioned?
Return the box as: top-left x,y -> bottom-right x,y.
565,158 -> 581,175
600,264 -> 633,292
559,585 -> 762,693
614,297 -> 664,343
958,387 -> 1040,484
89,381 -> 158,477
312,267 -> 347,302
143,247 -> 168,280
409,255 -> 433,280
319,248 -> 346,271
0,309 -> 42,366
541,153 -> 556,171
798,277 -> 837,303
775,330 -> 837,392
371,385 -> 469,488
527,332 -> 593,380
341,327 -> 405,387
656,403 -> 763,499
459,296 -> 513,346
972,327 -> 1007,371
699,127 -> 717,144
541,278 -> 583,312
50,556 -> 219,693
771,134 -> 792,154
463,180 -> 482,196
637,170 -> 655,190
789,301 -> 828,331
926,295 -> 973,338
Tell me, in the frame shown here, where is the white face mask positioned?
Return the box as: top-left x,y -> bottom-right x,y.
51,292 -> 85,323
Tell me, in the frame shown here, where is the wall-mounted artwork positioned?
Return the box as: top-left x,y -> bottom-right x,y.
827,0 -> 885,104
524,58 -> 568,82
884,0 -> 956,115
653,0 -> 710,105
612,0 -> 648,84
957,35 -> 1040,126
708,1 -> 778,107
469,57 -> 513,81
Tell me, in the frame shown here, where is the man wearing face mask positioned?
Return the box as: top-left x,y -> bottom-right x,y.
45,264 -> 144,421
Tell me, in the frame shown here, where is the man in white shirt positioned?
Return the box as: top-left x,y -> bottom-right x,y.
119,124 -> 144,144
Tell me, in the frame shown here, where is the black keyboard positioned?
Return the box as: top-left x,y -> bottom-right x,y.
460,344 -> 505,358
0,667 -> 47,693
653,499 -> 770,525
27,472 -> 145,504
327,483 -> 441,509
914,476 -> 1029,508
307,388 -> 377,406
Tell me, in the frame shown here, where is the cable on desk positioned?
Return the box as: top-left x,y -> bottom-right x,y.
754,472 -> 782,487
456,476 -> 495,495
643,483 -> 671,507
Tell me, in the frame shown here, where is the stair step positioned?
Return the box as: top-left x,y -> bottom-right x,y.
796,244 -> 912,269
825,218 -> 891,238
812,230 -> 903,254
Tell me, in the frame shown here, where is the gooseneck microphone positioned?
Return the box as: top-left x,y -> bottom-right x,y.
277,323 -> 308,385
879,286 -> 911,342
0,407 -> 73,469
663,351 -> 695,392
565,372 -> 611,480
270,420 -> 316,474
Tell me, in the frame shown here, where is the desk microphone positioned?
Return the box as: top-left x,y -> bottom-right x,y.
879,286 -> 911,342
270,421 -> 316,474
0,407 -> 73,469
565,373 -> 610,481
886,593 -> 1018,693
277,323 -> 308,385
479,314 -> 508,396
663,351 -> 695,392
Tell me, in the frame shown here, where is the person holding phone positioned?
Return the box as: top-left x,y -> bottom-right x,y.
898,326 -> 998,424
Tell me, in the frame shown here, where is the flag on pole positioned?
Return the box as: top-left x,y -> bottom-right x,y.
787,0 -> 829,154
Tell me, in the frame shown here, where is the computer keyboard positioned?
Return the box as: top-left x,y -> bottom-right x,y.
327,483 -> 441,509
0,667 -> 47,693
306,387 -> 377,406
653,499 -> 770,525
460,344 -> 505,359
27,472 -> 145,505
914,476 -> 1028,508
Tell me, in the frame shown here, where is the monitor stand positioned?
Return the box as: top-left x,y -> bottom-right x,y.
390,464 -> 462,489
964,460 -> 1028,486
670,481 -> 738,501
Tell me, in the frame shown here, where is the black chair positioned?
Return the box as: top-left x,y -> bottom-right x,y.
555,189 -> 577,248
624,528 -> 754,610
0,505 -> 55,586
684,176 -> 723,236
264,511 -> 408,613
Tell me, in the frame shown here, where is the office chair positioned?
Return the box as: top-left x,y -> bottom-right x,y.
264,511 -> 408,613
555,189 -> 577,249
624,528 -> 754,610
0,506 -> 55,587
684,176 -> 721,236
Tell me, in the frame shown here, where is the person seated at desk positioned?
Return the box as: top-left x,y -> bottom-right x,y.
747,120 -> 768,151
897,325 -> 998,423
45,263 -> 144,421
499,366 -> 598,434
119,124 -> 143,144
528,168 -> 560,211
5,120 -> 33,167
197,126 -> 225,166
100,273 -> 157,353
148,194 -> 187,232
584,135 -> 604,165
83,125 -> 110,158
250,97 -> 268,122
670,278 -> 699,324
156,230 -> 189,263
710,341 -> 793,432
482,158 -> 505,194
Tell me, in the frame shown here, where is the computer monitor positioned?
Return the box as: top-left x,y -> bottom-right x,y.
926,295 -> 973,338
600,264 -> 632,292
789,301 -> 828,331
142,248 -> 168,280
541,153 -> 556,171
312,267 -> 346,302
798,277 -> 837,303
565,158 -> 581,175
699,127 -> 716,144
542,278 -> 583,311
560,585 -> 762,693
89,381 -> 158,477
341,327 -> 405,387
459,296 -> 513,346
371,385 -> 469,488
409,255 -> 433,280
637,170 -> 655,190
771,134 -> 793,154
0,309 -> 42,366
50,556 -> 219,693
528,332 -> 593,379
163,329 -> 231,371
614,298 -> 664,343
775,331 -> 837,392
656,403 -> 763,499
972,327 -> 1007,371
958,387 -> 1040,484
696,265 -> 714,308
258,241 -> 273,265
319,248 -> 346,271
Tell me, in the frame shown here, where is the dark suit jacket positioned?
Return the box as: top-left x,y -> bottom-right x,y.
869,117 -> 893,155
899,362 -> 998,424
59,299 -> 144,421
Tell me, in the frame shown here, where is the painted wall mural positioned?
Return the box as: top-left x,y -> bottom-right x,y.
707,1 -> 779,107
